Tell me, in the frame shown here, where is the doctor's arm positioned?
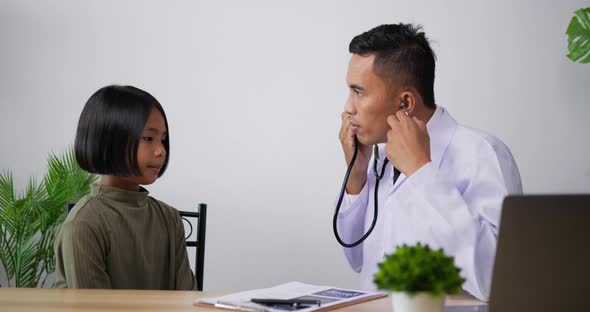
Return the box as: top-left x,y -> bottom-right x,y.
335,112 -> 374,271
385,111 -> 522,301
395,145 -> 522,301
334,179 -> 371,272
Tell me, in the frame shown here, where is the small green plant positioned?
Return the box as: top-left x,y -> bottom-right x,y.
0,149 -> 97,287
374,243 -> 465,296
566,7 -> 590,64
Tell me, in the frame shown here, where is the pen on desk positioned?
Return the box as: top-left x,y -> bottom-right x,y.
251,298 -> 321,308
215,301 -> 269,312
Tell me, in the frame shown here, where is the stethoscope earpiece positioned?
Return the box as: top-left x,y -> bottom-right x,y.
401,100 -> 409,115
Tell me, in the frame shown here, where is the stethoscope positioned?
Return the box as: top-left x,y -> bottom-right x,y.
333,103 -> 407,248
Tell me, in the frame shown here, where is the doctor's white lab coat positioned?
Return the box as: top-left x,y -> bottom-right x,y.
335,106 -> 523,301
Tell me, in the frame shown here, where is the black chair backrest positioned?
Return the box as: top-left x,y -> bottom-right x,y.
179,203 -> 207,291
65,202 -> 207,291
67,203 -> 75,213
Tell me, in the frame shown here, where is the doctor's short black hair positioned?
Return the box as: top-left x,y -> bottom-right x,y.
349,23 -> 437,109
74,85 -> 170,177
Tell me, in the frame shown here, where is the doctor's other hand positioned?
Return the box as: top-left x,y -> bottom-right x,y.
386,110 -> 431,177
339,112 -> 372,194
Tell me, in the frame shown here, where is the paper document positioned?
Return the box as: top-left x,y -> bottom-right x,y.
196,281 -> 387,312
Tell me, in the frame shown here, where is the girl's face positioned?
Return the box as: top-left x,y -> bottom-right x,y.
135,108 -> 168,184
102,108 -> 167,190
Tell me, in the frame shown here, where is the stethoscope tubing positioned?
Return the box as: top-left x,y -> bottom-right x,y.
333,137 -> 388,248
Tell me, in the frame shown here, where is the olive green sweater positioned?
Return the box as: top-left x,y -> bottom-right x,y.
54,184 -> 195,290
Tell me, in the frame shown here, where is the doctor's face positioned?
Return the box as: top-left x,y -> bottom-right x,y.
344,54 -> 399,145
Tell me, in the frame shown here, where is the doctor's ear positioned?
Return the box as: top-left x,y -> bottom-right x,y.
398,92 -> 416,114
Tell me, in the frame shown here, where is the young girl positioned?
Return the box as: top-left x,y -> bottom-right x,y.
54,85 -> 195,290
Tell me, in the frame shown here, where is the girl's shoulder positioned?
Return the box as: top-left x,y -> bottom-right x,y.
62,194 -> 110,231
147,196 -> 181,219
67,195 -> 104,218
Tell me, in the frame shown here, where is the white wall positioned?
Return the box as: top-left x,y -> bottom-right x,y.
1,0 -> 588,291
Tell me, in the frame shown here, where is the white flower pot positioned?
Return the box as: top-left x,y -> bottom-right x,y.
391,291 -> 444,312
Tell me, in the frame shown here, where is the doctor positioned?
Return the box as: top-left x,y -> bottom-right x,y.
335,23 -> 522,301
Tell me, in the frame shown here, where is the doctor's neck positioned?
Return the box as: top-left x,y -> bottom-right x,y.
409,102 -> 436,123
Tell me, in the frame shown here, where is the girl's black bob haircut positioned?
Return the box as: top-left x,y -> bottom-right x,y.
75,85 -> 170,177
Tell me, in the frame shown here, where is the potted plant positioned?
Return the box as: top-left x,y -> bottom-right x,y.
0,149 -> 97,287
374,243 -> 465,312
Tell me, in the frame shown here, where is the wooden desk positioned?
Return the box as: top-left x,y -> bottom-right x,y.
0,288 -> 484,311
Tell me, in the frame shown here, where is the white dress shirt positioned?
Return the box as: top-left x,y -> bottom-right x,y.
335,106 -> 523,301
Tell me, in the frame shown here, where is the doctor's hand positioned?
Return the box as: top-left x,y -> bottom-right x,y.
340,112 -> 372,194
386,110 -> 431,176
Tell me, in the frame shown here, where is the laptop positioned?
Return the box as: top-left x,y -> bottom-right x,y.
447,194 -> 590,312
487,194 -> 590,311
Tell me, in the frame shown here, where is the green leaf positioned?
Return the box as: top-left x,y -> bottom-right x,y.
14,238 -> 40,288
566,8 -> 590,64
0,172 -> 16,214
